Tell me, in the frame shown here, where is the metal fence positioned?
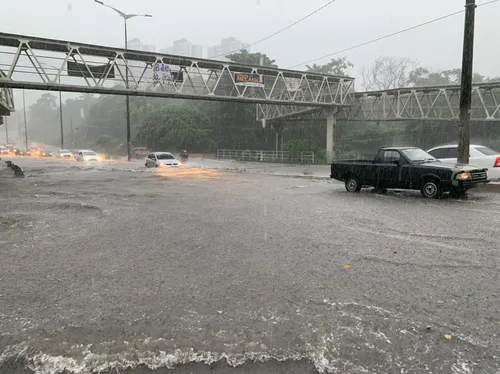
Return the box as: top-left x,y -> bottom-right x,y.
216,150 -> 315,164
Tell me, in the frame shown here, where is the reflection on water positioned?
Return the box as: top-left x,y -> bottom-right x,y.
156,165 -> 219,179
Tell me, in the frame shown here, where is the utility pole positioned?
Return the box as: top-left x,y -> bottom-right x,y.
22,89 -> 28,150
457,0 -> 476,164
70,117 -> 74,147
58,75 -> 64,149
4,116 -> 8,144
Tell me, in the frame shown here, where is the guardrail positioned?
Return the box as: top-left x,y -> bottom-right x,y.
216,150 -> 315,164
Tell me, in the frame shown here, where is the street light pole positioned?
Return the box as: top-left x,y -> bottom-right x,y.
457,0 -> 477,165
22,89 -> 28,150
58,75 -> 64,149
124,19 -> 132,161
94,0 -> 152,161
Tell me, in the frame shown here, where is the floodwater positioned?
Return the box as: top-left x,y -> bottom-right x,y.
1,158 -> 500,373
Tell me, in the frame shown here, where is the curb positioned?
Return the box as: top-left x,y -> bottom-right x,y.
475,182 -> 500,193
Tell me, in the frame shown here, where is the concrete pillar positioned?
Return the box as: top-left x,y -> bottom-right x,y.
326,111 -> 336,163
275,127 -> 279,153
280,127 -> 284,151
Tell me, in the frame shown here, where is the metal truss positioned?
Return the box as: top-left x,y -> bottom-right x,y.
342,83 -> 500,121
259,82 -> 500,121
0,70 -> 14,116
0,32 -> 354,112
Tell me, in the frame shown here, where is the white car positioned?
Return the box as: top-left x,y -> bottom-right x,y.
427,144 -> 500,180
145,152 -> 179,168
76,150 -> 100,162
56,149 -> 73,159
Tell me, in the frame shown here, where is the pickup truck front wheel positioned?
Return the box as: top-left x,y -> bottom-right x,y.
421,179 -> 442,199
345,177 -> 361,192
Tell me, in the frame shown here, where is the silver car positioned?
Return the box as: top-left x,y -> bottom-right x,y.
76,150 -> 100,162
145,152 -> 179,168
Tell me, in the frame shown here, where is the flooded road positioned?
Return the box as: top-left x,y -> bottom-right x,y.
1,158 -> 500,373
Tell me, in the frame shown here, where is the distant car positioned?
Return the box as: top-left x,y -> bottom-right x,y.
0,146 -> 8,155
145,152 -> 179,168
33,148 -> 51,157
132,147 -> 150,159
56,149 -> 73,159
37,149 -> 53,157
13,148 -> 27,156
76,150 -> 100,162
427,144 -> 500,180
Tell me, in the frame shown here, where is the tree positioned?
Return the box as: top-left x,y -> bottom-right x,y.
225,50 -> 278,67
306,57 -> 353,76
408,67 -> 486,87
408,67 -> 458,86
360,56 -> 418,90
135,107 -> 215,152
27,93 -> 60,145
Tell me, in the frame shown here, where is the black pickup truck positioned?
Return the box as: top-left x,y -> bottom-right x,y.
331,147 -> 489,198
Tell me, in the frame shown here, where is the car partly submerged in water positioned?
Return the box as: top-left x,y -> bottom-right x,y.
145,152 -> 179,167
75,150 -> 100,162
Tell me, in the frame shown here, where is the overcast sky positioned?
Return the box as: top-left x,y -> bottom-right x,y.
2,0 -> 498,76
2,0 -> 499,109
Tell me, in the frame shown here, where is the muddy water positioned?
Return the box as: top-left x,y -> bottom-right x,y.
1,159 -> 500,373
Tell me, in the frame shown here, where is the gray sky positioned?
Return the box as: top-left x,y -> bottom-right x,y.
2,0 -> 500,110
2,0 -> 498,77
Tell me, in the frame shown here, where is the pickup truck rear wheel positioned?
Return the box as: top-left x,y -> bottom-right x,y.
421,179 -> 442,199
345,177 -> 361,192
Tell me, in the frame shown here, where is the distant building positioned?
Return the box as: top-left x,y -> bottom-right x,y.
142,44 -> 156,53
161,39 -> 203,58
207,37 -> 250,60
173,39 -> 191,57
160,47 -> 174,54
191,45 -> 203,59
127,38 -> 143,51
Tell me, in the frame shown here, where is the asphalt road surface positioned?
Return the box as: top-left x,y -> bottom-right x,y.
1,157 -> 500,374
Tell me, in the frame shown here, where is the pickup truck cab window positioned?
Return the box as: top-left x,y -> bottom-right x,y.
382,151 -> 400,163
400,148 -> 436,162
375,150 -> 405,164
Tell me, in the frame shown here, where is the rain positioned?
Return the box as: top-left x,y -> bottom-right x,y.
1,1 -> 500,373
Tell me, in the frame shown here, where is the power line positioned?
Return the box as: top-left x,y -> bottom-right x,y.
211,0 -> 337,60
289,0 -> 499,69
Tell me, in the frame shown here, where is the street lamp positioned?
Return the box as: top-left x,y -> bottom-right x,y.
94,0 -> 152,161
